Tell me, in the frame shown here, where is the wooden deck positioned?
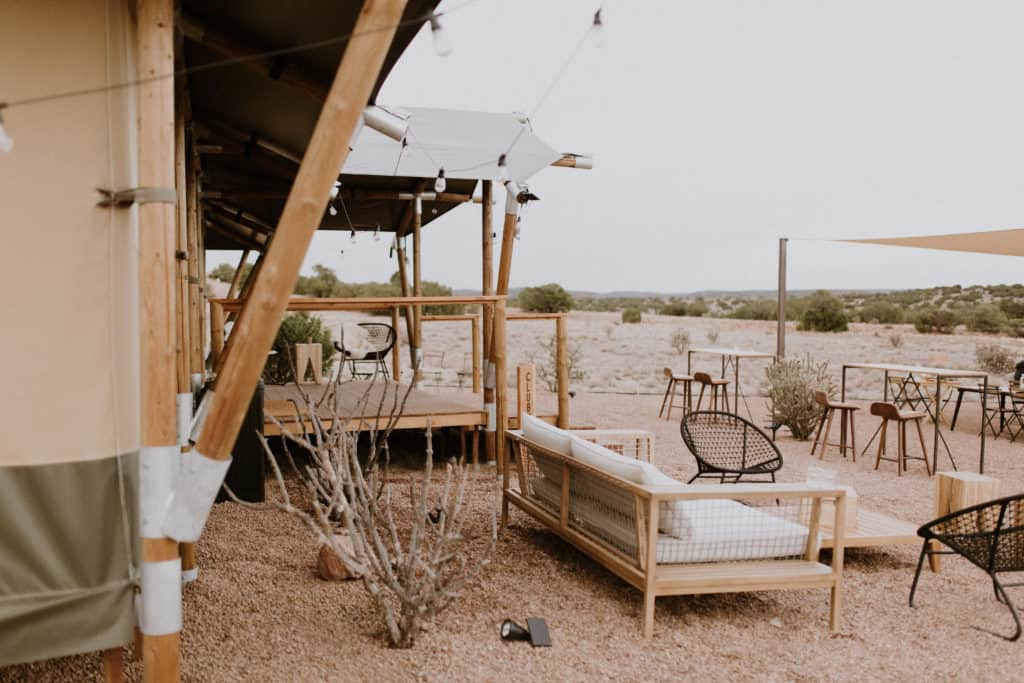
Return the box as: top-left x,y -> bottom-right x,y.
262,382 -> 486,436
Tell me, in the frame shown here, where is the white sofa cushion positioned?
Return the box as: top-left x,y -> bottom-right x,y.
522,413 -> 572,456
570,436 -> 646,482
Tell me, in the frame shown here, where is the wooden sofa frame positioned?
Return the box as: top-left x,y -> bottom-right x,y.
501,431 -> 848,638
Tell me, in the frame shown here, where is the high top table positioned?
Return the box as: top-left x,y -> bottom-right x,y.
687,347 -> 776,422
840,362 -> 990,474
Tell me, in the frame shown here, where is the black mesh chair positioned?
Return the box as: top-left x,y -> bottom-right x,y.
333,323 -> 395,380
680,411 -> 783,484
909,493 -> 1024,641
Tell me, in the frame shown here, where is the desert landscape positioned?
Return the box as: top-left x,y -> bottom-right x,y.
10,307 -> 1024,682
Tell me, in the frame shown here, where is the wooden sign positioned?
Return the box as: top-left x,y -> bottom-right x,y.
294,343 -> 323,383
517,363 -> 536,418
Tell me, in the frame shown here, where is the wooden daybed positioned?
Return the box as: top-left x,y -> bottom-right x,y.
502,418 -> 848,638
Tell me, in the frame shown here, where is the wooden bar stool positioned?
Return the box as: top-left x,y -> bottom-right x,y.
870,402 -> 931,476
810,391 -> 860,460
693,372 -> 730,412
659,367 -> 694,420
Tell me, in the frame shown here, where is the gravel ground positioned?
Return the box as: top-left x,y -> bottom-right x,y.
7,392 -> 1024,682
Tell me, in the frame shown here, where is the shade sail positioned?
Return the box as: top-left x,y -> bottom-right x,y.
843,228 -> 1024,257
345,107 -> 562,182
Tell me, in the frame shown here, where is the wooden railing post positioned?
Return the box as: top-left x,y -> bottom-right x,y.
209,300 -> 225,368
390,305 -> 401,383
494,298 -> 508,478
556,314 -> 569,428
471,314 -> 481,393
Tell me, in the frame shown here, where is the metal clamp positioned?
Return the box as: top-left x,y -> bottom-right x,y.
97,186 -> 177,208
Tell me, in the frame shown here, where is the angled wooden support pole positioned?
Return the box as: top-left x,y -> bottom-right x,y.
164,0 -> 409,558
481,180 -> 495,461
137,0 -> 181,679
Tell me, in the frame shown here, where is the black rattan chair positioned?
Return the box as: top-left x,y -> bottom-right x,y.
909,493 -> 1024,641
334,322 -> 395,380
679,410 -> 783,484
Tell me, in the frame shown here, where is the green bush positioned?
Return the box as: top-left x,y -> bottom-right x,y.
688,299 -> 709,317
799,290 -> 848,332
857,301 -> 903,324
913,307 -> 960,334
518,283 -> 574,313
295,264 -> 342,298
262,312 -> 335,385
729,299 -> 777,321
966,304 -> 1009,334
998,299 -> 1024,319
976,343 -> 1015,375
209,261 -> 254,288
660,301 -> 690,316
621,308 -> 642,324
764,356 -> 834,440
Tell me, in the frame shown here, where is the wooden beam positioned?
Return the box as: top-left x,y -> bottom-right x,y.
394,236 -> 416,367
137,0 -> 180,679
213,295 -> 503,313
390,306 -> 402,383
472,314 -> 482,394
412,197 -> 423,383
179,14 -> 328,102
226,250 -> 251,299
186,125 -> 204,377
204,218 -> 266,251
550,153 -> 594,169
494,299 -> 508,478
195,0 -> 409,468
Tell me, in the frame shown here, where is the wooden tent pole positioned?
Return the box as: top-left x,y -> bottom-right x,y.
481,180 -> 494,461
471,314 -> 481,393
191,0 -> 407,465
493,298 -> 508,479
395,236 -> 416,368
556,314 -> 570,428
412,196 -> 423,382
137,0 -> 181,679
186,129 -> 204,379
485,183 -> 523,468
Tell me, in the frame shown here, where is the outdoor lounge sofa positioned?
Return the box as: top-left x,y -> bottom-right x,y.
502,415 -> 848,638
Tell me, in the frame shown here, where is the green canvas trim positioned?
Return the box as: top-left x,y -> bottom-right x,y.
0,454 -> 137,667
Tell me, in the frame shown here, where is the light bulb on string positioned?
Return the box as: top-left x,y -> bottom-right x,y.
434,168 -> 446,193
328,180 -> 340,216
496,153 -> 509,183
0,113 -> 13,154
328,203 -> 338,217
429,13 -> 453,57
374,224 -> 381,241
592,8 -> 607,48
350,228 -> 357,243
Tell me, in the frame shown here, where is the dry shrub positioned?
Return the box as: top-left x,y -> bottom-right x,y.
670,329 -> 691,355
706,327 -> 720,344
533,334 -> 586,391
889,332 -> 904,349
975,343 -> 1015,376
764,356 -> 834,440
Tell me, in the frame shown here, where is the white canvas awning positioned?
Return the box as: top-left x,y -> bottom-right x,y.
843,228 -> 1024,257
345,106 -> 562,183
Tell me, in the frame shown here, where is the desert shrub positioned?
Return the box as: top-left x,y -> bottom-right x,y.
660,301 -> 690,316
966,304 -> 1009,334
670,329 -> 691,355
295,264 -> 343,298
533,335 -> 586,391
888,332 -> 904,349
799,290 -> 848,332
518,283 -> 574,313
688,299 -> 709,317
729,299 -> 777,321
764,356 -> 834,440
998,299 -> 1024,319
621,308 -> 642,324
913,307 -> 959,334
209,261 -> 254,288
975,343 -> 1015,376
262,312 -> 334,384
1006,319 -> 1024,338
857,301 -> 903,324
706,327 -> 720,344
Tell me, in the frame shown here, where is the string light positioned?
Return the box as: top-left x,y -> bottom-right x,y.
0,114 -> 12,153
496,153 -> 508,183
429,13 -> 453,57
328,181 -> 340,216
374,224 -> 381,241
434,168 -> 446,193
350,228 -> 357,242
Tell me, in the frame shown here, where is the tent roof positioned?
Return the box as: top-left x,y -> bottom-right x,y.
844,228 -> 1024,258
344,107 -> 561,182
180,0 -> 441,250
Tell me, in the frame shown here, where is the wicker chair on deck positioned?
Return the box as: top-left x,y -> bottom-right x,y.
910,493 -> 1024,641
334,322 -> 395,380
680,410 -> 783,483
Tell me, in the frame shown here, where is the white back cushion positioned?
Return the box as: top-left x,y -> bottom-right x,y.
570,437 -> 646,482
522,413 -> 572,456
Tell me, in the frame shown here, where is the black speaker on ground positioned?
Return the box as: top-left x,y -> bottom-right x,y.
214,379 -> 265,503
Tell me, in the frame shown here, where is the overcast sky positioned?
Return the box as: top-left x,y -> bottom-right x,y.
211,1 -> 1024,294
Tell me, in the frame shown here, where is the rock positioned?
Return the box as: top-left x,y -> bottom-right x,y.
317,533 -> 364,581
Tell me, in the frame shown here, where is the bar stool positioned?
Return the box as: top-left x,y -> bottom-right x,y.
659,368 -> 694,420
810,391 -> 860,460
870,402 -> 931,476
693,372 -> 730,412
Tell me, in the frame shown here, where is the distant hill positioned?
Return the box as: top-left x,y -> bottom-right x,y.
453,287 -> 892,299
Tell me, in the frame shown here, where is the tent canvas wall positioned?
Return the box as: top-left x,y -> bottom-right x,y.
0,0 -> 140,666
